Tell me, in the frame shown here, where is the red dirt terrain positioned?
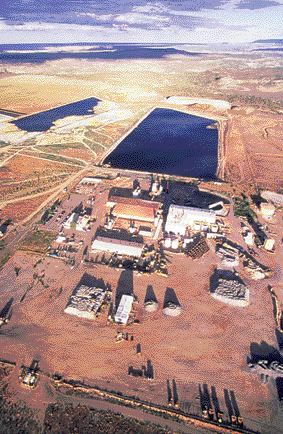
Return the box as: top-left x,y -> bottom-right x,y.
0,247 -> 279,433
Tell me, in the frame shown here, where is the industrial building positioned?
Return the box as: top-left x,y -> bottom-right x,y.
165,205 -> 216,236
76,215 -> 90,231
108,196 -> 161,225
91,229 -> 144,257
76,176 -> 102,194
260,202 -> 275,219
64,284 -> 107,320
79,176 -> 102,185
264,238 -> 275,252
115,294 -> 134,324
64,212 -> 79,229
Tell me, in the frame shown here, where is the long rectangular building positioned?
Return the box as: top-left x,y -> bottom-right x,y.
108,195 -> 161,224
115,294 -> 134,324
91,229 -> 144,257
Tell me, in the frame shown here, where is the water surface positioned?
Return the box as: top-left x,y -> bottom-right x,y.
104,108 -> 218,179
12,97 -> 100,132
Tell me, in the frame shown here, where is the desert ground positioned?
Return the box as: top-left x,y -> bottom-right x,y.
0,172 -> 283,433
0,245 -> 279,432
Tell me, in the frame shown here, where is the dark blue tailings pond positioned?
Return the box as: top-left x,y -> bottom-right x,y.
104,108 -> 218,179
12,97 -> 100,132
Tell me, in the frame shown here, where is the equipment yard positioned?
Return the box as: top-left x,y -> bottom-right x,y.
0,172 -> 282,433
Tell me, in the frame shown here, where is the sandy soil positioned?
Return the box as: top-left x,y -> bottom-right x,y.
4,154 -> 78,181
0,176 -> 282,433
224,109 -> 283,190
0,251 -> 278,432
0,192 -> 55,222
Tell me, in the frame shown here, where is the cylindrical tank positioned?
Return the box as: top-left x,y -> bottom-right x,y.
144,300 -> 158,312
164,238 -> 172,248
163,303 -> 182,317
184,238 -> 193,243
133,187 -> 141,197
152,182 -> 158,193
171,238 -> 179,250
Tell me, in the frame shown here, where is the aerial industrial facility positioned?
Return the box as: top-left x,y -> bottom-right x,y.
165,204 -> 217,236
0,35 -> 282,431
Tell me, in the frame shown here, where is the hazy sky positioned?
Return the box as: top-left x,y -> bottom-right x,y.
0,0 -> 282,44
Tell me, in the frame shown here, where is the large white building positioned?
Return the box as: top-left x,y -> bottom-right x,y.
91,235 -> 143,257
115,294 -> 134,324
79,176 -> 102,185
64,212 -> 79,229
165,205 -> 216,236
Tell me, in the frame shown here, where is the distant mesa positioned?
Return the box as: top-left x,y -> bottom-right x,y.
253,39 -> 283,44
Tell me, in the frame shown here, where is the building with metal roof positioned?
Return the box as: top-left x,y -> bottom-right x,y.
91,228 -> 144,257
108,195 -> 161,224
115,294 -> 134,324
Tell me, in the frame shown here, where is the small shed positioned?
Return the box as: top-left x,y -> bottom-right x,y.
260,203 -> 275,219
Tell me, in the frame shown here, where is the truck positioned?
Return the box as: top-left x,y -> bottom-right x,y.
20,359 -> 40,388
0,298 -> 13,328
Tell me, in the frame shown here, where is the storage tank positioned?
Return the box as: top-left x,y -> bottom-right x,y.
163,302 -> 182,317
171,238 -> 179,250
164,238 -> 172,248
144,300 -> 158,312
133,186 -> 141,197
211,224 -> 218,233
152,182 -> 158,193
